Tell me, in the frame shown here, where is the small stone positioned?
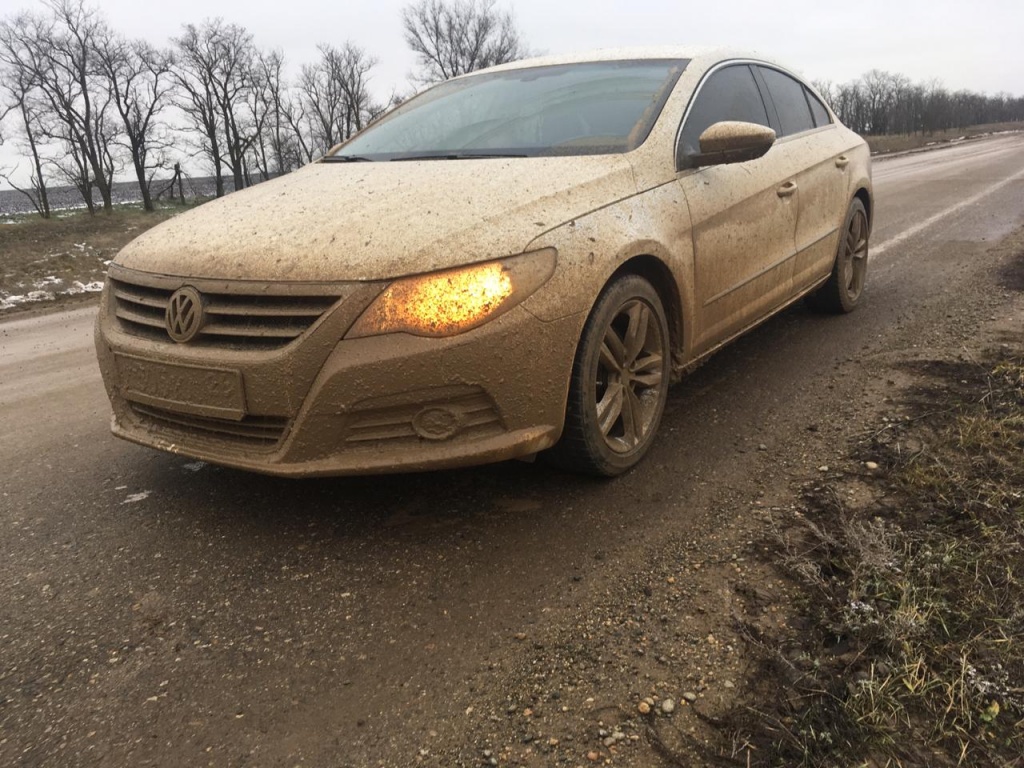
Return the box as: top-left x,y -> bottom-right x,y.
818,465 -> 829,473
682,691 -> 698,703
758,443 -> 767,451
865,461 -> 879,470
586,750 -> 601,762
637,701 -> 651,715
603,737 -> 616,747
724,680 -> 735,689
482,750 -> 493,758
612,731 -> 625,741
660,698 -> 676,714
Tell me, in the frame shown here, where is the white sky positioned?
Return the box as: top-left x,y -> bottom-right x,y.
1,0 -> 1022,189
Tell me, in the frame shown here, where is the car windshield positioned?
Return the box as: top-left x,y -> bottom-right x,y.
327,59 -> 689,161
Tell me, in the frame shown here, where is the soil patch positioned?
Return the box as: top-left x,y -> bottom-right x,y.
998,245 -> 1024,291
0,204 -> 181,314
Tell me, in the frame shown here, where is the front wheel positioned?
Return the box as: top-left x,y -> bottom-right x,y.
546,274 -> 671,476
808,198 -> 869,313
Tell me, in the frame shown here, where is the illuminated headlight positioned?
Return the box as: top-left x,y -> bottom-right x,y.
346,249 -> 556,338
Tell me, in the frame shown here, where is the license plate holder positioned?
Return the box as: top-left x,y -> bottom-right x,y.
115,354 -> 246,421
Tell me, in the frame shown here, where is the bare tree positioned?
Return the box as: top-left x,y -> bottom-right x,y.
248,48 -> 299,179
401,0 -> 526,83
173,19 -> 258,196
0,14 -> 51,218
297,42 -> 379,156
93,31 -> 174,211
336,42 -> 378,138
27,0 -> 120,213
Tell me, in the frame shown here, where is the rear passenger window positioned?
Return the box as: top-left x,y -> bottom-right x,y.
678,65 -> 770,168
805,88 -> 831,127
758,67 -> 815,136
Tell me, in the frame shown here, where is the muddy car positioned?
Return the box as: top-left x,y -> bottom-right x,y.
95,48 -> 872,477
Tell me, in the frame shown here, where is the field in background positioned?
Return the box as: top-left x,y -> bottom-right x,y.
866,121 -> 1023,155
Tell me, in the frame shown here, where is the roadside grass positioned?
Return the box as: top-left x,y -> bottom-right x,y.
731,353 -> 1024,766
0,202 -> 183,312
868,121 -> 1023,155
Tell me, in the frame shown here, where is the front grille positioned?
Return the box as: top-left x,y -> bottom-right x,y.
130,403 -> 289,450
108,270 -> 346,350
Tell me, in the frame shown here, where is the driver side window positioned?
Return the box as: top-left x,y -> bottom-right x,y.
677,65 -> 771,170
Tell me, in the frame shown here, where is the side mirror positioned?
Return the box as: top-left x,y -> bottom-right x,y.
689,121 -> 776,168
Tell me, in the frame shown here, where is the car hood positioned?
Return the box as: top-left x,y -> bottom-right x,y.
115,156 -> 638,282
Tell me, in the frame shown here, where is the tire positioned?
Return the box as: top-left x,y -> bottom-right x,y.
807,198 -> 869,313
545,274 -> 671,477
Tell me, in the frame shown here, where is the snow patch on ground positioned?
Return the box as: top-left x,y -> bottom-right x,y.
0,277 -> 105,310
0,290 -> 55,310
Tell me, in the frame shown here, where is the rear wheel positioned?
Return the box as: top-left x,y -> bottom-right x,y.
808,198 -> 869,313
546,275 -> 671,476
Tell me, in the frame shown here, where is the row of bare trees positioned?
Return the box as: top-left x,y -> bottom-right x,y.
815,70 -> 1024,136
0,0 -> 525,218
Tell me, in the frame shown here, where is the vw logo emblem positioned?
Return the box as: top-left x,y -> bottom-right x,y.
165,286 -> 206,343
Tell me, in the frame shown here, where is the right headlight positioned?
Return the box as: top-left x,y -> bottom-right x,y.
346,248 -> 556,339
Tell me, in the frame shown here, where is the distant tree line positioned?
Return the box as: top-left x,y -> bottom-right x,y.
0,0 -> 525,218
814,70 -> 1024,136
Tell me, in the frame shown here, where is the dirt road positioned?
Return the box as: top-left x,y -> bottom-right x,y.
2,134 -> 1023,767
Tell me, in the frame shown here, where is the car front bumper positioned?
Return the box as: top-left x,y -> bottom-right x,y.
94,268 -> 584,476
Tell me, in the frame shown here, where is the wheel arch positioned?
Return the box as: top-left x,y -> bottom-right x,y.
608,254 -> 685,365
854,187 -> 873,231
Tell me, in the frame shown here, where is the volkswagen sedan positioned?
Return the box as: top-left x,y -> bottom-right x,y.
95,48 -> 872,476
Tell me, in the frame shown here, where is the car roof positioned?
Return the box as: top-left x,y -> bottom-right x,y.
470,47 -> 789,77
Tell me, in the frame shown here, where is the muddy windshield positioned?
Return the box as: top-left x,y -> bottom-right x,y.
326,59 -> 689,161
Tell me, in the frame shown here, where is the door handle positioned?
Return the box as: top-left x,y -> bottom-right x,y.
777,181 -> 798,198
835,156 -> 850,169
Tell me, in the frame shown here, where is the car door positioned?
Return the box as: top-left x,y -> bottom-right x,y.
755,65 -> 852,294
675,64 -> 801,352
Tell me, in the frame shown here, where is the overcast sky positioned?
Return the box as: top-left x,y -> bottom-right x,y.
1,0 -> 1021,189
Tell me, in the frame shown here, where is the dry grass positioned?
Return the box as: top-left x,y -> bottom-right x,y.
725,355 -> 1024,767
868,122 -> 1024,156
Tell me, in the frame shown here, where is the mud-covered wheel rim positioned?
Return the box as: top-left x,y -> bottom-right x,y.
593,298 -> 667,454
841,206 -> 869,302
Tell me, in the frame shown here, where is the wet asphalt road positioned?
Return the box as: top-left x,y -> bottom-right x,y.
2,134 -> 1024,767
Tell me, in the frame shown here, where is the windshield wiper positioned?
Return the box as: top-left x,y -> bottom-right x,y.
322,154 -> 374,163
390,153 -> 527,161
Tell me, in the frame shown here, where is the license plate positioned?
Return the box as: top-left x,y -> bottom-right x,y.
114,354 -> 246,421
